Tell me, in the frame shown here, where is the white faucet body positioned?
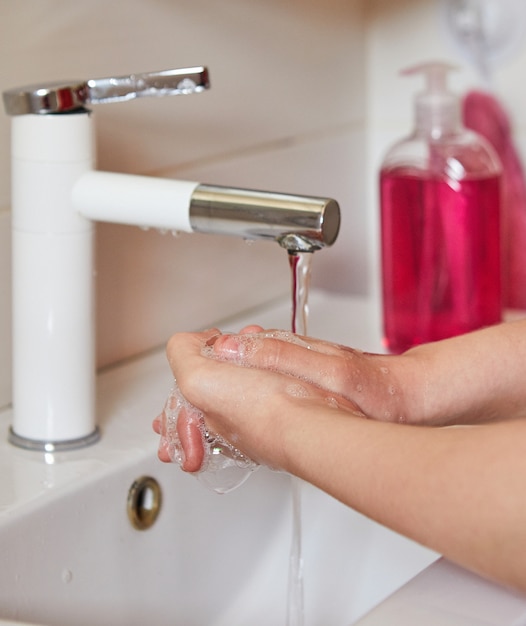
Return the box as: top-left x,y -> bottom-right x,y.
12,113 -> 98,447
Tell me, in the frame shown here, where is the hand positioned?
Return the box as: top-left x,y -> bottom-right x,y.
205,326 -> 417,424
154,318 -> 526,472
207,320 -> 526,428
154,327 -> 365,472
152,320 -> 526,593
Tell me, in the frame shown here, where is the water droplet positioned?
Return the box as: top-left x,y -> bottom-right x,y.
380,366 -> 389,375
388,385 -> 396,395
356,383 -> 364,393
326,396 -> 340,409
177,77 -> 198,94
61,569 -> 73,584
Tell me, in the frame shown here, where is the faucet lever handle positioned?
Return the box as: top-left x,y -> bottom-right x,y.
3,66 -> 210,116
86,66 -> 210,104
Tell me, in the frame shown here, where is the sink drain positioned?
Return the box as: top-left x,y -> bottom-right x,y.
127,475 -> 162,530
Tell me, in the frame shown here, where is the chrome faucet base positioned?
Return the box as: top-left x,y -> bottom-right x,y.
8,427 -> 101,452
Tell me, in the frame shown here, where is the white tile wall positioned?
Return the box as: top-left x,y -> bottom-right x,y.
2,0 -> 526,409
0,0 -> 365,195
367,0 -> 526,164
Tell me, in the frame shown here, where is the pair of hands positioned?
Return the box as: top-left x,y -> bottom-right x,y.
152,325 -> 416,473
152,319 -> 526,593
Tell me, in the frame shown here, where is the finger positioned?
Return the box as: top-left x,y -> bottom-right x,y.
167,329 -> 222,377
206,330 -> 393,417
212,330 -> 357,361
208,331 -> 351,388
152,414 -> 162,435
239,324 -> 264,334
176,406 -> 205,473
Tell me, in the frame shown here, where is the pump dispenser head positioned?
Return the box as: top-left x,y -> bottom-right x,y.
402,61 -> 460,137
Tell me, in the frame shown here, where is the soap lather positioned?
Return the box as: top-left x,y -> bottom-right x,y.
159,381 -> 259,495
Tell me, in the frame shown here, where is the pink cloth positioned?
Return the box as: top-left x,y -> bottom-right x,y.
463,90 -> 526,310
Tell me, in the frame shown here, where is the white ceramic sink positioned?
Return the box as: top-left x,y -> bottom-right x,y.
0,450 -> 436,626
0,292 -> 524,625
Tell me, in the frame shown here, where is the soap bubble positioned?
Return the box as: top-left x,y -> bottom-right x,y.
159,382 -> 259,494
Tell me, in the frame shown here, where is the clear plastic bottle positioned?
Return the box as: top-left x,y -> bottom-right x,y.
379,62 -> 502,353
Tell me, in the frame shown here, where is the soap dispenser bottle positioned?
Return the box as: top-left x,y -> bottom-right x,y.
379,62 -> 502,353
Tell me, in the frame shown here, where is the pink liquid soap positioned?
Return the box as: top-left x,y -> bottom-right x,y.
380,167 -> 502,353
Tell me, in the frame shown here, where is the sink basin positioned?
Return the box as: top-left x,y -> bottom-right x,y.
0,292 -> 441,625
0,453 -> 436,626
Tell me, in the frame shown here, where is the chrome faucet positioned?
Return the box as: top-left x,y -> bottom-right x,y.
3,67 -> 340,451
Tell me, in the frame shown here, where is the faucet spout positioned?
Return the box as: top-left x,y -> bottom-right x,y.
190,185 -> 340,252
72,172 -> 340,254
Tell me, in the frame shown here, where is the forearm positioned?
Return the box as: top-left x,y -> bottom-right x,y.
401,319 -> 526,425
282,406 -> 526,592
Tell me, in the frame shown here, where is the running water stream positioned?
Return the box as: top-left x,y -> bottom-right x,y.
286,251 -> 313,626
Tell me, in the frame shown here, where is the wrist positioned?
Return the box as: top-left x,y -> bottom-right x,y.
347,352 -> 422,425
394,350 -> 435,425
